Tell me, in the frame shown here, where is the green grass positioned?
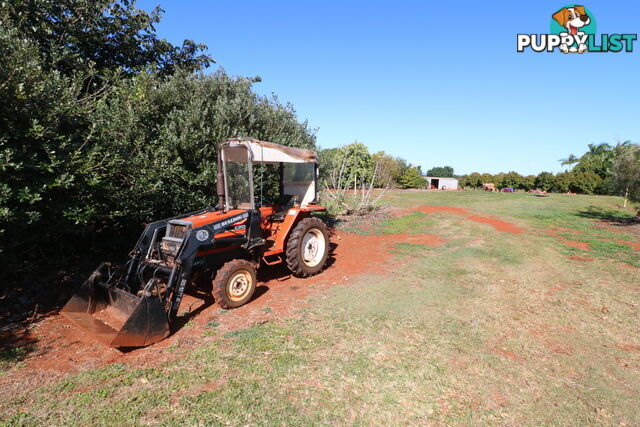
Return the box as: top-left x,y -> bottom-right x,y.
376,210 -> 437,234
2,191 -> 639,424
0,346 -> 30,373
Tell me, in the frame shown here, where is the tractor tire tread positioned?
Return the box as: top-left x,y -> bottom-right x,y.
212,259 -> 256,309
285,217 -> 329,278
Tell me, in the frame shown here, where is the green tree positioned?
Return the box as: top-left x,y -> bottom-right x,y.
463,172 -> 483,189
371,151 -> 400,188
0,17 -> 315,277
501,171 -> 523,189
426,166 -> 454,177
534,172 -> 557,192
397,167 -> 426,189
611,144 -> 640,208
3,0 -> 211,78
480,173 -> 494,186
521,175 -> 536,191
318,147 -> 341,188
569,171 -> 603,194
333,143 -> 374,189
553,172 -> 574,193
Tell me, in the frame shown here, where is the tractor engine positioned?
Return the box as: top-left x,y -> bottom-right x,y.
159,221 -> 188,264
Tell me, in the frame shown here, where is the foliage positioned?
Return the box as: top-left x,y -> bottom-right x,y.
320,146 -> 425,190
569,171 -> 603,195
0,4 -> 315,278
334,143 -> 374,190
534,172 -> 556,192
397,167 -> 426,189
371,151 -> 400,188
501,171 -> 524,189
456,141 -> 638,198
2,0 -> 211,78
426,166 -> 454,177
320,157 -> 386,216
459,172 -> 482,189
553,172 -> 574,193
522,175 -> 536,191
612,144 -> 640,205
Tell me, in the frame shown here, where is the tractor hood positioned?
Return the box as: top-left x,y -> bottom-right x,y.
180,209 -> 249,229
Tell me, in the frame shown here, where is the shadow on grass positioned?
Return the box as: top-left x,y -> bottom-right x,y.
575,206 -> 640,225
0,324 -> 38,372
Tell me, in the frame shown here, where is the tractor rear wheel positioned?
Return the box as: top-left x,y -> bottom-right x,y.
212,259 -> 257,309
286,217 -> 329,277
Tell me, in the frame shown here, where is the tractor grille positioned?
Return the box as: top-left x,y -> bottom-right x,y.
168,224 -> 187,239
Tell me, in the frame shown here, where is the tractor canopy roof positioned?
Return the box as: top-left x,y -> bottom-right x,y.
221,138 -> 317,164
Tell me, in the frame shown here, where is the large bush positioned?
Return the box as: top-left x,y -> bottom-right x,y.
569,171 -> 603,195
0,3 -> 315,280
534,172 -> 557,192
612,144 -> 640,206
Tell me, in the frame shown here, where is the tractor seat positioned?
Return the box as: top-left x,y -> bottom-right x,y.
267,194 -> 295,222
267,212 -> 286,222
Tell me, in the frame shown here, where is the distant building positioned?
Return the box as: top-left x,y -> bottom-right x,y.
423,176 -> 459,190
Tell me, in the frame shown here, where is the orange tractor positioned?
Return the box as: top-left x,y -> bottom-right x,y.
61,138 -> 329,348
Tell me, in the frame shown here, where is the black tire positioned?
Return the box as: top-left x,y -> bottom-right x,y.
212,259 -> 257,309
285,217 -> 329,278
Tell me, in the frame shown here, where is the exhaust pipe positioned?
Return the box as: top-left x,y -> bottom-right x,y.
217,146 -> 225,211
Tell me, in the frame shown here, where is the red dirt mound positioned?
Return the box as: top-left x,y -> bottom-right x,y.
414,206 -> 524,234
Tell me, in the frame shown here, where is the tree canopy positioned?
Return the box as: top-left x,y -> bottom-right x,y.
2,0 -> 212,78
0,1 -> 315,279
426,166 -> 454,177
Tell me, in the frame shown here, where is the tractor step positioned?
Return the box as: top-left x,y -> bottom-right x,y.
262,254 -> 283,266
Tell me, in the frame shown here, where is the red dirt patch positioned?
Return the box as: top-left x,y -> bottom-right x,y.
568,255 -> 595,262
545,228 -> 591,251
414,206 -> 524,234
545,282 -> 578,296
546,226 -> 584,234
486,391 -> 508,410
562,240 -> 590,250
415,206 -> 469,215
490,348 -> 524,362
599,238 -> 640,251
0,227 -> 443,391
616,344 -> 640,352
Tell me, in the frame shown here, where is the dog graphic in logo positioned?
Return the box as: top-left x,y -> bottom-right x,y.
552,5 -> 591,53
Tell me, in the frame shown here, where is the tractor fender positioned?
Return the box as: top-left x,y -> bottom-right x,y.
278,205 -> 326,250
278,208 -> 311,249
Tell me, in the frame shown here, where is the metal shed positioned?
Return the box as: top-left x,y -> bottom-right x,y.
424,176 -> 459,190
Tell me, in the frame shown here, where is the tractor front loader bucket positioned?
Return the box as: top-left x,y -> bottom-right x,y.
60,263 -> 170,348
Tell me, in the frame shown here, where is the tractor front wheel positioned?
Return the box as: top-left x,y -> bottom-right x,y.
212,260 -> 257,309
286,217 -> 329,277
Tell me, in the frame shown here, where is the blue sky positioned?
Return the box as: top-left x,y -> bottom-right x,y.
136,0 -> 640,175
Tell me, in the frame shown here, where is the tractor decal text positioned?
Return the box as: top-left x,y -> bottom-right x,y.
213,212 -> 249,230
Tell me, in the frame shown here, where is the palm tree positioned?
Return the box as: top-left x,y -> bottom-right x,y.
560,154 -> 580,166
585,142 -> 612,158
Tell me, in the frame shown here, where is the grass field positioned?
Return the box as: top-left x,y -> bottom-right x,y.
2,191 -> 639,425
